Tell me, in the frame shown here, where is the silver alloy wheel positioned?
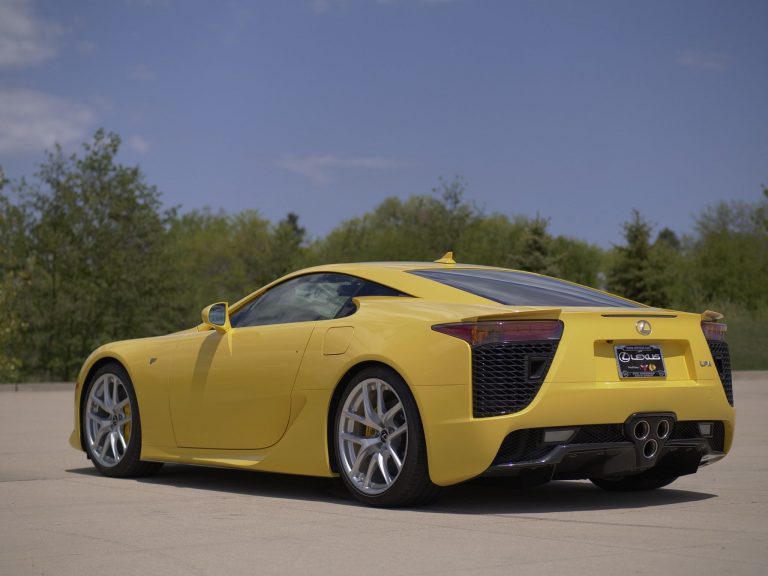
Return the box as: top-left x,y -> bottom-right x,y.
84,373 -> 133,467
338,377 -> 408,495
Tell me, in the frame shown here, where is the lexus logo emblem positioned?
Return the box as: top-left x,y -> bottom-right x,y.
636,320 -> 652,336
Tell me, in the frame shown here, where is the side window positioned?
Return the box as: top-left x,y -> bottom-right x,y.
333,280 -> 408,319
231,273 -> 364,328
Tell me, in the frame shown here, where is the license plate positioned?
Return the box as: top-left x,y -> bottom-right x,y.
614,345 -> 666,378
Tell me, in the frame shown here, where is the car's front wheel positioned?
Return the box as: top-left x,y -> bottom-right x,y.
82,363 -> 162,477
334,366 -> 441,507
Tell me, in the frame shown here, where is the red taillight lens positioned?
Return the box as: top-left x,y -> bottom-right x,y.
701,321 -> 727,341
432,320 -> 564,346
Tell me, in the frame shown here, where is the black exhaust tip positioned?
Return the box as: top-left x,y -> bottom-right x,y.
643,439 -> 659,459
657,419 -> 671,440
633,420 -> 650,441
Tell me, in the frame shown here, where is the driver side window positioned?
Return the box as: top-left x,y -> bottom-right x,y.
230,273 -> 364,328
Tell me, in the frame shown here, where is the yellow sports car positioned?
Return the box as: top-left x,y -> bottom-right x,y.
70,255 -> 735,506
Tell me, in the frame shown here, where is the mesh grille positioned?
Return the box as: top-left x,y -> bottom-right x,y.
472,340 -> 559,418
711,421 -> 725,452
493,425 -> 625,466
571,424 -> 625,444
671,421 -> 700,440
492,429 -> 554,465
707,340 -> 733,406
671,420 -> 725,452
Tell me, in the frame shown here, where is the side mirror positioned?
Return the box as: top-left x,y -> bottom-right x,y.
201,302 -> 231,333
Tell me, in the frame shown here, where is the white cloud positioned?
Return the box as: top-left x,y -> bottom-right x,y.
277,154 -> 401,183
128,135 -> 149,154
0,88 -> 95,155
677,51 -> 728,72
310,0 -> 333,13
129,63 -> 155,81
0,0 -> 62,69
76,40 -> 97,55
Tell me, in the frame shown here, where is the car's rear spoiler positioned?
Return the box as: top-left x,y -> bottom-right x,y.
461,308 -> 562,322
463,308 -> 725,323
701,309 -> 724,321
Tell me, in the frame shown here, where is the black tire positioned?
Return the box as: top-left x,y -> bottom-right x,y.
333,366 -> 442,507
590,470 -> 678,492
82,362 -> 163,478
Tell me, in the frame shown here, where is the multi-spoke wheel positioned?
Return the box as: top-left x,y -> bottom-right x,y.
82,363 -> 162,477
334,367 -> 440,507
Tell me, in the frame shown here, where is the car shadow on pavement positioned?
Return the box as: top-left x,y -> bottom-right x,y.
66,464 -> 715,513
67,464 -> 351,504
429,476 -> 716,514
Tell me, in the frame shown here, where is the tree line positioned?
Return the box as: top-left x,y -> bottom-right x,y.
1,131 -> 766,380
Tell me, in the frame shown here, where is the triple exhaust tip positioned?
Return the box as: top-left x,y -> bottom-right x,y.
632,418 -> 671,459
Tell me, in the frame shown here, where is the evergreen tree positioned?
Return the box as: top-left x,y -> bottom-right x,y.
518,216 -> 559,276
606,210 -> 669,307
268,212 -> 306,278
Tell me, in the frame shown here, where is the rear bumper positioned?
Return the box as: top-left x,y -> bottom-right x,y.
484,428 -> 723,481
413,378 -> 735,486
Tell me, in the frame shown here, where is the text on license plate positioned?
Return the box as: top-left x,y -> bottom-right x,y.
614,344 -> 666,378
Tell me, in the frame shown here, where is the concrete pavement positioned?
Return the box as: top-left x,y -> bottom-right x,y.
1,373 -> 766,575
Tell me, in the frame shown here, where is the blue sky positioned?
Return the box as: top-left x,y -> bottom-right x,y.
1,0 -> 766,247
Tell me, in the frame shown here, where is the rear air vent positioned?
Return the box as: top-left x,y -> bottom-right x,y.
472,340 -> 560,418
707,341 -> 733,406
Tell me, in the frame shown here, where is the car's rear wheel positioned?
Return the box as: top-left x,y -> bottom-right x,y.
590,471 -> 678,492
334,366 -> 441,507
82,363 -> 162,477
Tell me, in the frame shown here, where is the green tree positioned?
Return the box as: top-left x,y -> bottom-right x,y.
308,177 -> 480,264
168,208 -> 247,324
758,185 -> 768,232
460,213 -> 527,268
680,190 -> 768,369
551,235 -> 603,287
606,210 -> 669,307
14,130 -> 176,380
656,227 -> 682,251
517,216 -> 559,276
168,208 -> 308,326
267,212 -> 306,278
168,208 -> 269,322
689,194 -> 768,308
0,171 -> 29,381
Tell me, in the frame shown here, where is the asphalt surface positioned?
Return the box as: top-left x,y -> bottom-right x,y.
1,373 -> 766,576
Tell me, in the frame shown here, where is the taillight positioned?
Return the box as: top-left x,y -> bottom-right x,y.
432,320 -> 564,346
701,321 -> 727,341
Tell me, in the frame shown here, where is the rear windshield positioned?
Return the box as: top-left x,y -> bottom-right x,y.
410,269 -> 643,308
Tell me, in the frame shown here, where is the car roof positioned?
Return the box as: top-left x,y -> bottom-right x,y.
299,261 -> 501,273
228,260 -> 645,313
270,261 -> 528,306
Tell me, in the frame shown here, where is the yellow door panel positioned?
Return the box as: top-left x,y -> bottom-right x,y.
168,323 -> 314,449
